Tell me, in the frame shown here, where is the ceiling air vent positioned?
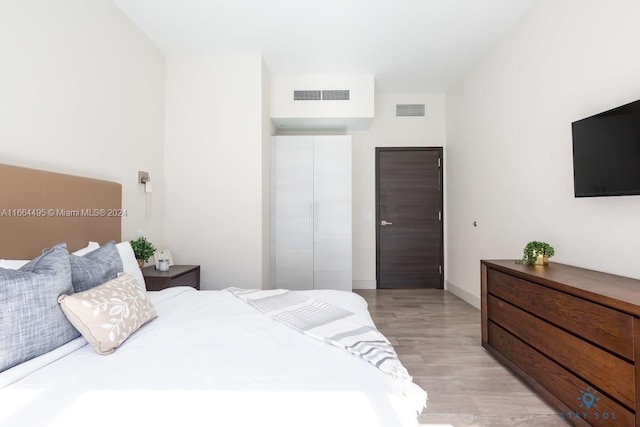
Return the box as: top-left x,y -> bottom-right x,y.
396,104 -> 426,117
322,90 -> 350,101
294,90 -> 321,101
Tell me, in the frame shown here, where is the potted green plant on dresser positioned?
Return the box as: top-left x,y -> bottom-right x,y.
130,236 -> 156,268
519,241 -> 555,266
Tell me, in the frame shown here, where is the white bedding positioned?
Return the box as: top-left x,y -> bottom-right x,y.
0,288 -> 421,427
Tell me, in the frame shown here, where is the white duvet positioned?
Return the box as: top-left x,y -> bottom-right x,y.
0,288 -> 420,427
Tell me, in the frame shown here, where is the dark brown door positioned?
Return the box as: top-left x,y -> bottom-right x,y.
376,147 -> 443,288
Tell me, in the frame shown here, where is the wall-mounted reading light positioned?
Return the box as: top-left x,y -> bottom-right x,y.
139,171 -> 152,193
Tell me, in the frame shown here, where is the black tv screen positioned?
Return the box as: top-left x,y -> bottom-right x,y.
572,99 -> 640,197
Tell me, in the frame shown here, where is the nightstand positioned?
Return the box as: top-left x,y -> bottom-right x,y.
141,265 -> 200,291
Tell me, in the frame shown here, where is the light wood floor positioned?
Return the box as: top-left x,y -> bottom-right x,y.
355,289 -> 569,427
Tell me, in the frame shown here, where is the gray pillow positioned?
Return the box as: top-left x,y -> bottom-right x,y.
0,245 -> 79,372
69,241 -> 123,293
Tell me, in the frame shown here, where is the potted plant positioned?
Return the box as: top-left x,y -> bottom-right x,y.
519,241 -> 555,266
130,236 -> 156,268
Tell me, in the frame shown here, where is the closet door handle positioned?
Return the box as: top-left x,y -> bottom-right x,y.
309,203 -> 313,231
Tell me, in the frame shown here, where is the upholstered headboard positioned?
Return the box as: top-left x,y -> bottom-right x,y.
0,164 -> 122,259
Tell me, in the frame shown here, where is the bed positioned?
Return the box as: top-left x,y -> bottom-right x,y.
0,164 -> 426,427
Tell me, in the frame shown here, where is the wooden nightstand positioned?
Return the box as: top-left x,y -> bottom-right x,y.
141,265 -> 200,291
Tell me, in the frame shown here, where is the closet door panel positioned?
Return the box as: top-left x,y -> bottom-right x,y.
312,136 -> 352,290
274,136 -> 314,290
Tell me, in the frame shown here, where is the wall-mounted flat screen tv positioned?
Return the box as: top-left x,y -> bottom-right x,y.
572,99 -> 640,197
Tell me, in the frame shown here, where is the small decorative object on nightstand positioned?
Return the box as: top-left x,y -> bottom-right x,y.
158,258 -> 170,272
141,265 -> 200,291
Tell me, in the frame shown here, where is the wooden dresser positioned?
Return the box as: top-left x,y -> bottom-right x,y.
481,260 -> 640,426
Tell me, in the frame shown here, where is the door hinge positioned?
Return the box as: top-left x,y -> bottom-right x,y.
438,211 -> 442,221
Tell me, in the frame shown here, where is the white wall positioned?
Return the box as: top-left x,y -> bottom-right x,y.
0,0 -> 165,245
164,54 -> 269,290
351,93 -> 446,289
446,0 -> 640,308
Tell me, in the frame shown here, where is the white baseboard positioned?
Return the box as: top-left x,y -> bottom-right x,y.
352,280 -> 376,290
445,280 -> 480,310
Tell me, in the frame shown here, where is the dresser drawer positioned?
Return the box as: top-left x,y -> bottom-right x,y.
487,269 -> 633,360
488,295 -> 635,409
488,321 -> 634,426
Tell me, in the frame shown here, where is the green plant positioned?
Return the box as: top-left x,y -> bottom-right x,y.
518,241 -> 555,265
130,236 -> 156,262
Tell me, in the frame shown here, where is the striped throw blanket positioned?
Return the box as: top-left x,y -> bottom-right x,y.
226,287 -> 427,413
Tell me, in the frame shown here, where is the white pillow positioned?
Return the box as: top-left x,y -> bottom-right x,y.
0,259 -> 29,269
0,241 -> 100,270
115,241 -> 146,292
72,241 -> 100,256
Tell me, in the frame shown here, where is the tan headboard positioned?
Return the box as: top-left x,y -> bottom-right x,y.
0,164 -> 122,259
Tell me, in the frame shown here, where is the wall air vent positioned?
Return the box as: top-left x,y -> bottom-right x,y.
396,104 -> 426,117
293,90 -> 351,101
294,90 -> 322,101
322,90 -> 350,101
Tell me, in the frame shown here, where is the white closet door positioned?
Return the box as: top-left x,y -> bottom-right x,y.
274,136 -> 314,290
312,135 -> 352,290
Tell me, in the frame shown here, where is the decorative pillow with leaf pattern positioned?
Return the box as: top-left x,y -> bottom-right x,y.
58,272 -> 157,354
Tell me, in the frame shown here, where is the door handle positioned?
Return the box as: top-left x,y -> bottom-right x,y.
380,220 -> 393,226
